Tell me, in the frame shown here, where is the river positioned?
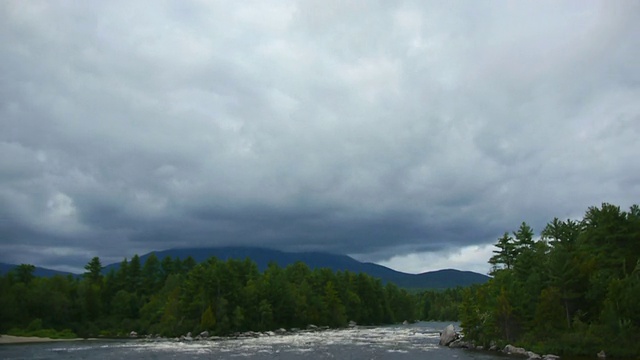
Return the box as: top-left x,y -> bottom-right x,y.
0,322 -> 505,360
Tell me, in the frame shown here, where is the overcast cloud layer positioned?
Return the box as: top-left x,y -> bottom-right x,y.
1,1 -> 639,274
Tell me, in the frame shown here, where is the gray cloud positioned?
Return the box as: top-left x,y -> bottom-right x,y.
1,1 -> 639,273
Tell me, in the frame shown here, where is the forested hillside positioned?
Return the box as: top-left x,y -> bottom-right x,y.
1,248 -> 488,290
100,247 -> 489,290
0,257 -> 417,338
460,203 -> 640,357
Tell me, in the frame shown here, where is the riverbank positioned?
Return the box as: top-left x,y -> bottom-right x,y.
0,323 -> 473,359
0,334 -> 96,345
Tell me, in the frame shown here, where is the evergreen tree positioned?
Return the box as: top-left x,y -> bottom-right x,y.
513,221 -> 535,250
128,255 -> 142,293
160,256 -> 175,282
489,232 -> 516,273
142,253 -> 161,296
14,264 -> 36,284
83,257 -> 103,284
323,281 -> 347,327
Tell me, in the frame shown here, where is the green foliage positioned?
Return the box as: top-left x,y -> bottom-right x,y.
8,327 -> 77,339
27,318 -> 43,331
142,253 -> 162,296
489,232 -> 516,273
13,264 -> 36,284
0,252 -> 420,338
323,281 -> 347,327
83,257 -> 103,284
128,255 -> 142,293
418,287 -> 463,321
200,305 -> 216,331
111,290 -> 134,320
460,203 -> 640,357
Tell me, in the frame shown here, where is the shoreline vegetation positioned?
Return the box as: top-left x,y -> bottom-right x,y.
0,253 -> 425,341
459,203 -> 640,358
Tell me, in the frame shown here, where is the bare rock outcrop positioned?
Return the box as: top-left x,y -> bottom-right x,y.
439,324 -> 458,346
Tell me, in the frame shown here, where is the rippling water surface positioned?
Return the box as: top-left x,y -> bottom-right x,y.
0,322 -> 503,359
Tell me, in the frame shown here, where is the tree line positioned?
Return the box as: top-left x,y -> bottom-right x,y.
460,203 -> 640,357
0,255 -> 423,338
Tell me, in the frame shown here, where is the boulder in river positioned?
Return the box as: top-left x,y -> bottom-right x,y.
597,350 -> 606,358
439,324 -> 458,346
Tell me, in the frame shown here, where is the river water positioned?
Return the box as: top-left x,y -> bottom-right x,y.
0,322 -> 504,360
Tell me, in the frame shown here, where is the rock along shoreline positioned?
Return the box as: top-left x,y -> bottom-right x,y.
130,323 -> 353,343
1,321 -> 356,346
438,324 -> 561,360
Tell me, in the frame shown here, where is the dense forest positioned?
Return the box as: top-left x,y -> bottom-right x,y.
460,203 -> 640,357
12,203 -> 636,354
0,255 -> 424,338
418,287 -> 464,321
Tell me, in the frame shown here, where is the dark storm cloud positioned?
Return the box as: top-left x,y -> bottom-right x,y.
1,1 -> 639,273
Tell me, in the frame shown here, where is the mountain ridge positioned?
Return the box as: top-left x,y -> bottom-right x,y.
0,262 -> 77,278
104,246 -> 489,289
1,247 -> 489,289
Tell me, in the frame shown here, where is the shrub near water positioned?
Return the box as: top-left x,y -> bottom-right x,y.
8,327 -> 78,339
4,318 -> 77,339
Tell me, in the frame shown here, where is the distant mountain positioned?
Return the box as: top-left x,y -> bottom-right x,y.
0,262 -> 77,278
104,247 -> 489,289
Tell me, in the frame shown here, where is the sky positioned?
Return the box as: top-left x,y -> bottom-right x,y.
1,1 -> 639,275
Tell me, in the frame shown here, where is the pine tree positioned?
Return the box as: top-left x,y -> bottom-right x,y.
489,232 -> 517,273
83,257 -> 103,284
128,255 -> 142,293
142,253 -> 161,296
